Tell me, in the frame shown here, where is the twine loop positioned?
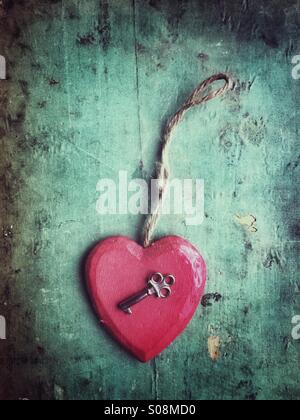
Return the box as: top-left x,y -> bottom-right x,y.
142,73 -> 234,248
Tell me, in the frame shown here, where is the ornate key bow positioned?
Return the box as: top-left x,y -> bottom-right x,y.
118,272 -> 176,314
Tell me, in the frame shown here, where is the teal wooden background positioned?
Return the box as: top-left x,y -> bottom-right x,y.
0,0 -> 299,400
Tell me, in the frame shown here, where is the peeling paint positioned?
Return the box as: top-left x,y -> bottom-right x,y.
235,214 -> 258,233
239,116 -> 267,147
201,293 -> 222,308
263,248 -> 284,269
208,336 -> 221,361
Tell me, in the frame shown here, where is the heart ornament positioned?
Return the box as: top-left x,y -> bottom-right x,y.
87,236 -> 206,362
86,75 -> 233,361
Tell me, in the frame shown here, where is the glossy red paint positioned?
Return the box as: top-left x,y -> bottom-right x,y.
86,236 -> 206,362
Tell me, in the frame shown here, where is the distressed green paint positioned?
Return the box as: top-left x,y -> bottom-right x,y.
0,0 -> 299,400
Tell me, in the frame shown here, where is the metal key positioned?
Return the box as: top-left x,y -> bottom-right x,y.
118,273 -> 176,314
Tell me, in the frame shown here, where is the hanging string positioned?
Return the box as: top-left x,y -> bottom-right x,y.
142,73 -> 234,248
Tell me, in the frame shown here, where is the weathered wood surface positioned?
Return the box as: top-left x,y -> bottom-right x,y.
0,0 -> 299,400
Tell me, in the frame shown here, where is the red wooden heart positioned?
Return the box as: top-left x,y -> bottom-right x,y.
86,236 -> 206,362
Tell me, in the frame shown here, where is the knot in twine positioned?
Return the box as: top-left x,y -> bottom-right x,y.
142,73 -> 234,248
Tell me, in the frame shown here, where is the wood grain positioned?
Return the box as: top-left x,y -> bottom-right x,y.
0,0 -> 299,400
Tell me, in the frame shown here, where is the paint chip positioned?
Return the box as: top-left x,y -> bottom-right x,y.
235,214 -> 257,233
208,336 -> 221,361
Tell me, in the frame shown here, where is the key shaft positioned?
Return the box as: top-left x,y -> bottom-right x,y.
118,288 -> 150,314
